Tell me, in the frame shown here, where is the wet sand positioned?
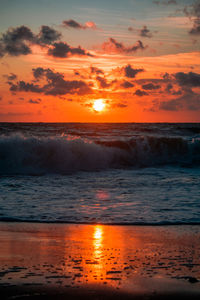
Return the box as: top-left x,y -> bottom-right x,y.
0,222 -> 200,299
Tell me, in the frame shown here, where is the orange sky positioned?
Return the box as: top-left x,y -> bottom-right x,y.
0,0 -> 200,122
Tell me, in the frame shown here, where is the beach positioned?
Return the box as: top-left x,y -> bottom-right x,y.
0,222 -> 200,299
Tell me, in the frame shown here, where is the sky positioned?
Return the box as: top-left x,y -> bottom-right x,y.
0,0 -> 200,122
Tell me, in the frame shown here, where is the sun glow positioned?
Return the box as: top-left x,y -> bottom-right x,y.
93,99 -> 105,112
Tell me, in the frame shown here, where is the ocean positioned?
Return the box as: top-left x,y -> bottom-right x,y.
0,122 -> 200,225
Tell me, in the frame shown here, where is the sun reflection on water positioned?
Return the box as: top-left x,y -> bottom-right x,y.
94,226 -> 103,245
90,225 -> 104,281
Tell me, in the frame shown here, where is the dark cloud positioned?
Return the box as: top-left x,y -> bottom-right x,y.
48,42 -> 71,58
147,86 -> 200,111
120,81 -> 134,88
112,102 -> 128,108
171,89 -> 182,96
48,42 -> 93,58
74,71 -> 80,76
62,19 -> 97,30
184,1 -> 200,35
63,19 -> 83,29
29,98 -> 42,104
142,83 -> 161,90
135,89 -> 149,96
159,99 -> 181,111
166,83 -> 173,92
36,25 -> 61,45
159,91 -> 200,111
162,72 -> 171,80
175,72 -> 200,87
124,64 -> 144,78
128,26 -> 134,32
0,25 -> 61,58
0,24 -> 92,59
90,66 -> 104,75
0,43 -> 5,58
32,67 -> 47,79
9,67 -> 92,96
96,76 -> 110,88
82,102 -> 93,108
135,78 -> 165,85
10,81 -> 43,93
189,22 -> 200,35
139,26 -> 153,38
3,73 -> 17,80
102,38 -> 146,54
0,25 -> 33,57
165,83 -> 182,95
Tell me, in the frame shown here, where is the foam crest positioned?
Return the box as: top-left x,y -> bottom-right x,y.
0,134 -> 200,174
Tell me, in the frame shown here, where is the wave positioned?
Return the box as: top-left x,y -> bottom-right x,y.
0,134 -> 200,175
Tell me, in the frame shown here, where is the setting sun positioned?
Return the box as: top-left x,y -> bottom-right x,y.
93,99 -> 105,112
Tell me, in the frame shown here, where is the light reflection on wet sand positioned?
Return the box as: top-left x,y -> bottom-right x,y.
0,223 -> 200,294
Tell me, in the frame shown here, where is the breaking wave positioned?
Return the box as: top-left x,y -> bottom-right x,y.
0,134 -> 200,175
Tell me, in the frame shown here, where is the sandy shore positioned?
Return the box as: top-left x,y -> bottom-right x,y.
0,222 -> 200,299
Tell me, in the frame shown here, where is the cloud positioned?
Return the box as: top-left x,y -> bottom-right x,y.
183,1 -> 200,35
32,67 -> 47,79
36,25 -> 61,45
159,99 -> 181,111
62,19 -> 97,30
9,67 -> 93,96
63,19 -> 82,29
48,42 -> 93,58
0,25 -> 34,57
128,27 -> 134,32
102,38 -> 146,54
10,81 -> 43,93
139,26 -> 153,38
96,76 -> 111,88
142,83 -> 161,90
0,25 -> 61,58
120,81 -> 134,88
90,66 -> 104,75
3,73 -> 17,80
112,102 -> 128,108
85,21 -> 97,30
165,83 -> 182,95
134,89 -> 149,96
174,72 -> 200,87
159,91 -> 200,111
124,64 -> 144,78
29,98 -> 42,104
0,24 -> 93,59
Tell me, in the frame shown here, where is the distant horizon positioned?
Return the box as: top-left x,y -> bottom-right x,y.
1,121 -> 200,124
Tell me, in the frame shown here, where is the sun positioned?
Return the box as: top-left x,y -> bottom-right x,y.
93,99 -> 105,112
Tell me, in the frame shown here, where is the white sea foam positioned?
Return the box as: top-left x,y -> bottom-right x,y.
0,133 -> 200,174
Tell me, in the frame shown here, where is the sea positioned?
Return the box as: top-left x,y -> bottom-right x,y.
0,122 -> 200,225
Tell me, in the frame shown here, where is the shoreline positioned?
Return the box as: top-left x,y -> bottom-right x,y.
0,222 -> 200,299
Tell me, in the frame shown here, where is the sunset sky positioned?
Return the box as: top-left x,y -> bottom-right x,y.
0,0 -> 200,122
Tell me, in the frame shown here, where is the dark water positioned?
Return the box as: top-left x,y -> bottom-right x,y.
0,123 -> 200,225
